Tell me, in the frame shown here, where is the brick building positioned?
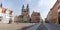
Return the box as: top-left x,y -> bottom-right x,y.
46,0 -> 60,24
57,0 -> 60,24
31,12 -> 40,23
50,0 -> 58,24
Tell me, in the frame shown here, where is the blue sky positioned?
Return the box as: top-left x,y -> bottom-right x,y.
0,0 -> 57,20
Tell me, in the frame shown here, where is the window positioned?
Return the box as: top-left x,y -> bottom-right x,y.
58,12 -> 60,17
58,12 -> 60,14
24,11 -> 26,12
0,19 -> 1,21
38,13 -> 40,15
58,5 -> 60,9
0,16 -> 2,21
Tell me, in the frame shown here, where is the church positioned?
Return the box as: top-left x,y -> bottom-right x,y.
21,4 -> 30,23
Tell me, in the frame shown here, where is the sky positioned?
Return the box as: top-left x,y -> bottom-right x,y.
0,0 -> 57,20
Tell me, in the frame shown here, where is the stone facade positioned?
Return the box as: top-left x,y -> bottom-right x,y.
21,4 -> 30,23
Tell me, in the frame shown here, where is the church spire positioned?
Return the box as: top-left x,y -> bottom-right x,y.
26,4 -> 29,10
26,4 -> 29,8
22,5 -> 24,9
26,4 -> 29,14
0,3 -> 2,8
22,5 -> 25,14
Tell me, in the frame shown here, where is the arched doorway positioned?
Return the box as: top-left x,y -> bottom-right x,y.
58,12 -> 60,24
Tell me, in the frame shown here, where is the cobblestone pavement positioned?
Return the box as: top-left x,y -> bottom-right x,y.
0,23 -> 60,30
0,23 -> 35,30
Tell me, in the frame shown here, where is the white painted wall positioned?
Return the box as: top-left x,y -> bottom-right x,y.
0,8 -> 13,23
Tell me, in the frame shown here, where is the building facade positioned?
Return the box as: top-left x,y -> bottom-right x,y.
46,0 -> 60,24
14,4 -> 42,23
0,4 -> 13,24
21,4 -> 30,23
50,0 -> 58,24
31,12 -> 40,23
57,0 -> 60,24
46,10 -> 53,23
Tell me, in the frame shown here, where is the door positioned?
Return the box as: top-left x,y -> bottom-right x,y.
58,12 -> 60,24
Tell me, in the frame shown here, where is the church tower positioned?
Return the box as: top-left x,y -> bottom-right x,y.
0,3 -> 2,13
21,5 -> 24,15
0,3 -> 2,8
26,4 -> 29,14
21,4 -> 30,23
21,4 -> 29,15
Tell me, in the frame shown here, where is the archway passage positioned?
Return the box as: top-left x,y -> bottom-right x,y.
58,18 -> 60,24
58,12 -> 60,24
